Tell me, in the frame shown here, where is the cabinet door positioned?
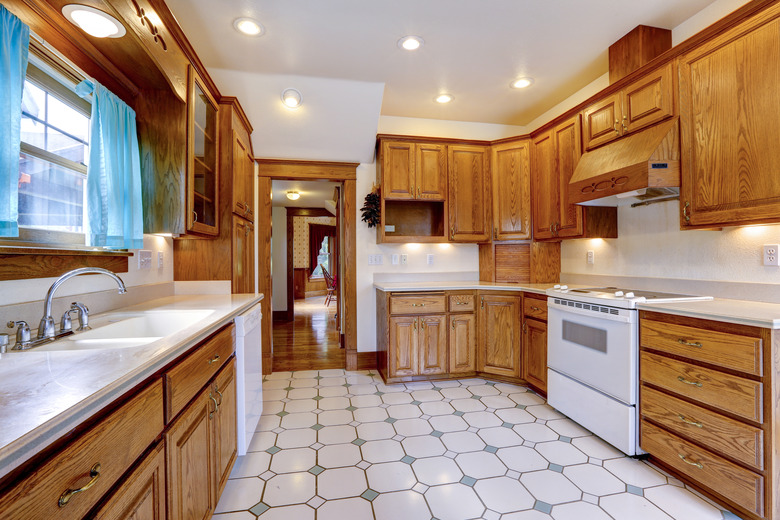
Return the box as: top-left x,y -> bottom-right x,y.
622,62 -> 674,135
478,294 -> 521,377
449,313 -> 476,374
232,215 -> 254,293
448,145 -> 491,242
389,316 -> 418,377
166,387 -> 216,520
214,360 -> 237,496
531,130 -> 557,240
523,318 -> 547,393
553,116 -> 585,238
582,92 -> 621,150
382,141 -> 416,200
679,13 -> 780,228
94,442 -> 166,520
416,143 -> 447,200
419,315 -> 447,375
232,130 -> 255,221
492,139 -> 531,240
187,67 -> 220,236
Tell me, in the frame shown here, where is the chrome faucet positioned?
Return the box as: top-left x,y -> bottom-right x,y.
37,268 -> 126,339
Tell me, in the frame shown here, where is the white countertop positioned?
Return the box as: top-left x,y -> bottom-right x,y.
374,281 -> 565,295
0,293 -> 263,480
638,298 -> 780,329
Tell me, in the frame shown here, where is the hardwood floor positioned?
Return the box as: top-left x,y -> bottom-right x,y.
272,296 -> 345,371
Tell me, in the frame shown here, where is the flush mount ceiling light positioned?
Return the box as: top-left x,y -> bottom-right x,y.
281,88 -> 303,108
286,191 -> 301,200
435,93 -> 453,104
398,35 -> 424,51
511,77 -> 535,89
62,5 -> 126,38
233,17 -> 264,36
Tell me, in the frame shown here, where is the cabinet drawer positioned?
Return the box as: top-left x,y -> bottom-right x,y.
390,294 -> 446,314
165,324 -> 235,422
641,420 -> 764,517
449,294 -> 475,312
641,320 -> 762,376
640,386 -> 763,470
523,297 -> 547,320
0,381 -> 164,520
640,351 -> 762,422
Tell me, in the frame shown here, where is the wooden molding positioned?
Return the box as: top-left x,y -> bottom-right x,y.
219,97 -> 254,135
257,159 -> 358,180
0,249 -> 130,280
376,134 -> 491,147
286,207 -> 333,218
609,25 -> 672,84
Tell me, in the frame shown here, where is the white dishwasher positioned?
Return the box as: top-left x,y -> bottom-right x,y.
234,302 -> 263,456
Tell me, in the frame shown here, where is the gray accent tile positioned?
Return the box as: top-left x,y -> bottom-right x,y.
343,383 -> 352,387
460,475 -> 477,487
346,406 -> 357,411
471,395 -> 482,400
308,465 -> 325,475
311,424 -> 324,430
431,430 -> 443,438
385,417 -> 397,424
453,411 -> 465,417
361,489 -> 379,501
534,500 -> 552,514
560,436 -> 572,443
627,484 -> 644,496
250,502 -> 270,515
484,445 -> 498,454
501,422 -> 513,428
276,411 -> 289,417
549,463 -> 564,473
313,395 -> 323,401
284,386 -> 294,391
515,404 -> 527,409
401,455 -> 416,464
374,391 -> 384,396
352,438 -> 366,446
411,400 -> 422,405
266,446 -> 281,454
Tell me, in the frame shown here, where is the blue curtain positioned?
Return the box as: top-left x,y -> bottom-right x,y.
76,79 -> 143,249
0,6 -> 29,237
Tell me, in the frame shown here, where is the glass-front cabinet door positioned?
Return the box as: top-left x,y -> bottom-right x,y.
187,66 -> 219,235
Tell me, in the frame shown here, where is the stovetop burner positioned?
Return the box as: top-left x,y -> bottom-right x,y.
547,285 -> 712,309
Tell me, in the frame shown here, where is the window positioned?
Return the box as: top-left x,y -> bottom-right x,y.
310,238 -> 330,278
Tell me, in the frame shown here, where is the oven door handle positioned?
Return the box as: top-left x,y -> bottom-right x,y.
547,300 -> 634,324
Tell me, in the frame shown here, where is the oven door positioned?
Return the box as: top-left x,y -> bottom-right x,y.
547,298 -> 638,405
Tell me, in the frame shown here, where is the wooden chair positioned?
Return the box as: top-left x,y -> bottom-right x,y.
321,264 -> 337,306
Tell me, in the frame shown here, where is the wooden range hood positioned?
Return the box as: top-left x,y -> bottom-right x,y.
568,117 -> 680,205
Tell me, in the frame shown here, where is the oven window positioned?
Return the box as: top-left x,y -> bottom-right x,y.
562,320 -> 608,353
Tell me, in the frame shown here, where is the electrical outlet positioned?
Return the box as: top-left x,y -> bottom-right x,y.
391,254 -> 399,265
137,249 -> 152,270
587,250 -> 595,265
401,254 -> 408,265
427,254 -> 434,265
764,244 -> 780,266
374,254 -> 383,265
157,251 -> 164,268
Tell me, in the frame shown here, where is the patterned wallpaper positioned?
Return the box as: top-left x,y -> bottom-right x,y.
293,216 -> 336,268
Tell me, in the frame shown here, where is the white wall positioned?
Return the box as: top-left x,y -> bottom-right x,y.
271,207 -> 288,312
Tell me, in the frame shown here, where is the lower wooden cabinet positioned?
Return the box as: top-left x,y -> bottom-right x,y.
419,315 -> 447,376
449,313 -> 476,374
388,315 -> 447,378
214,360 -> 238,495
522,317 -> 547,394
477,293 -> 522,378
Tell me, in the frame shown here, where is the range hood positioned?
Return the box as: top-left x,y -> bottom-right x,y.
569,118 -> 680,206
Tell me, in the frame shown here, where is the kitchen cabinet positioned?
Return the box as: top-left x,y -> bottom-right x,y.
232,130 -> 255,221
582,62 -> 674,150
639,311 -> 774,520
449,313 -> 477,374
678,6 -> 780,229
387,314 -> 447,379
477,292 -> 522,378
381,140 -> 447,201
491,139 -> 531,241
233,215 -> 255,294
214,359 -> 238,496
449,144 -> 491,242
522,295 -> 548,394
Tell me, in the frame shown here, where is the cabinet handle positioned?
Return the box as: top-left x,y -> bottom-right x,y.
677,376 -> 702,388
245,226 -> 250,236
678,454 -> 703,469
193,210 -> 198,223
613,120 -> 620,135
209,393 -> 219,419
421,320 -> 426,329
417,186 -> 421,198
494,228 -> 498,240
621,115 -> 628,132
531,306 -> 541,312
214,383 -> 224,406
450,225 -> 455,241
683,201 -> 691,223
413,320 -> 417,331
58,463 -> 101,507
411,303 -> 425,307
452,321 -> 456,330
522,321 -> 527,334
207,354 -> 220,365
455,301 -> 468,305
677,414 -> 703,428
677,339 -> 703,348
481,296 -> 484,309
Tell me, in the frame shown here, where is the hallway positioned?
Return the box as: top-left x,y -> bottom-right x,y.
272,296 -> 345,371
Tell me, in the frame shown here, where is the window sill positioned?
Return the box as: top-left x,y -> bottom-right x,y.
0,247 -> 133,281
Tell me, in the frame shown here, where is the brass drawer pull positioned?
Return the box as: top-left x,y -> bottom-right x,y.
677,376 -> 702,388
683,201 -> 691,222
677,339 -> 703,348
452,321 -> 455,329
411,303 -> 425,307
678,454 -> 703,469
613,120 -> 620,135
209,393 -> 219,419
207,354 -> 220,365
677,414 -> 703,428
214,383 -> 224,406
455,301 -> 468,305
58,463 -> 101,507
531,306 -> 541,312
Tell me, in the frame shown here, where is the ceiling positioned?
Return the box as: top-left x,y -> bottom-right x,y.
272,179 -> 338,211
165,0 -> 720,162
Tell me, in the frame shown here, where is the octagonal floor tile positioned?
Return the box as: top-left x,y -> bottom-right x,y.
480,395 -> 517,409
450,398 -> 487,413
563,464 -> 626,496
456,451 -> 507,479
441,431 -> 486,453
535,441 -> 588,466
508,392 -> 545,406
373,490 -> 431,520
351,394 -> 382,408
270,447 -> 316,474
263,472 -> 315,506
317,396 -> 350,410
214,478 -> 264,513
318,385 -> 349,398
402,435 -> 446,458
526,404 -> 565,420
428,414 -> 469,433
253,504 -> 314,520
317,425 -> 357,445
229,451 -> 271,478
643,484 -> 724,520
317,443 -> 362,468
497,446 -> 549,473
474,476 -> 535,513
600,492 -> 674,520
353,407 -> 388,423
426,483 -> 485,520
280,412 -> 317,430
287,388 -> 318,400
411,389 -> 443,402
502,511 -> 554,520
284,399 -> 317,413
275,428 -> 316,449
546,418 -> 591,438
357,421 -> 396,441
468,384 -> 501,396
551,501 -> 613,520
362,439 -> 405,463
420,401 -> 455,416
387,404 -> 422,419
412,456 -> 463,485
477,426 -> 523,448
513,423 -> 559,443
367,461 -> 417,492
571,436 -> 624,460
317,467 -> 367,499
496,407 -> 536,425
393,418 -> 433,437
382,392 -> 414,405
521,470 -> 582,504
440,387 -> 472,399
602,459 -> 668,488
463,411 -> 503,428
317,497 -> 373,520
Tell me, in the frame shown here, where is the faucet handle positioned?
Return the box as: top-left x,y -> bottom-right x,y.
71,302 -> 90,331
60,307 -> 78,333
7,321 -> 31,348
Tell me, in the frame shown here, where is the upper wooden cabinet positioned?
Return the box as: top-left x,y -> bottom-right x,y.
381,141 -> 447,201
232,130 -> 255,221
232,215 -> 255,294
491,139 -> 532,241
186,66 -> 220,236
679,7 -> 780,229
449,144 -> 491,242
583,62 -> 674,151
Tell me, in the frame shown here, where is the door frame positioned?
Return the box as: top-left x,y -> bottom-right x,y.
258,159 -> 359,372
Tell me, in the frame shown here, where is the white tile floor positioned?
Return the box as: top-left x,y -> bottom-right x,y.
214,370 -> 746,520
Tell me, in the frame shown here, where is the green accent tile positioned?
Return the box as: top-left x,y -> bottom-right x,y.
311,424 -> 324,431
501,422 -> 513,428
432,387 -> 442,391
284,386 -> 294,391
352,438 -> 366,446
384,417 -> 397,424
250,502 -> 270,515
313,395 -> 324,401
401,455 -> 416,464
346,406 -> 357,412
374,391 -> 384,396
315,375 -> 323,380
515,404 -> 527,409
361,489 -> 379,501
277,411 -> 290,418
411,400 -> 422,405
266,446 -> 281,455
627,484 -> 644,496
460,476 -> 477,487
470,395 -> 482,400
453,411 -> 465,417
484,445 -> 498,454
486,381 -> 496,386
560,435 -> 572,443
343,383 -> 352,387
367,372 -> 376,376
308,465 -> 325,475
549,463 -> 564,473
431,430 -> 443,438
534,501 -> 552,514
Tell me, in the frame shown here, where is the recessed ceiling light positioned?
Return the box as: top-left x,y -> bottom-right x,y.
62,5 -> 126,38
286,191 -> 301,200
281,88 -> 303,108
435,94 -> 453,104
398,36 -> 424,51
233,17 -> 264,36
511,77 -> 535,89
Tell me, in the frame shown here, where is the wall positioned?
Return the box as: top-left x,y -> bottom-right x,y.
293,216 -> 336,269
271,207 -> 287,312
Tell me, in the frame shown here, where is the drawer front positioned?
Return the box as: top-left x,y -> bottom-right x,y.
640,352 -> 762,422
523,297 -> 547,321
0,381 -> 164,520
448,294 -> 475,312
641,420 -> 764,517
640,386 -> 763,470
390,294 -> 446,315
166,324 -> 235,422
641,320 -> 762,376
